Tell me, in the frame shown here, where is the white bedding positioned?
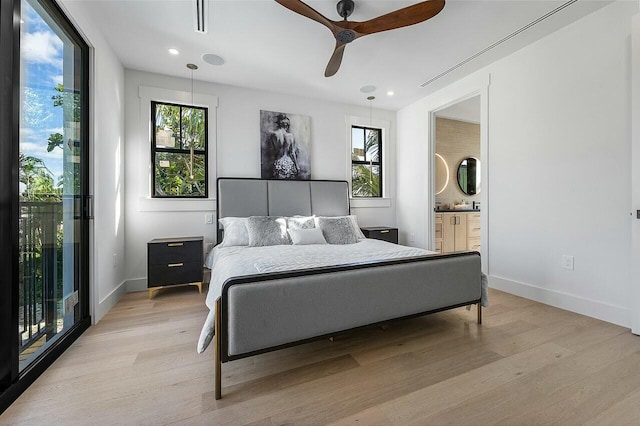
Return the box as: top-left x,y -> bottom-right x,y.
197,239 -> 436,352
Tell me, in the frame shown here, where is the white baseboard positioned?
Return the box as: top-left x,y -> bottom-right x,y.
489,275 -> 631,329
94,280 -> 127,324
125,278 -> 147,293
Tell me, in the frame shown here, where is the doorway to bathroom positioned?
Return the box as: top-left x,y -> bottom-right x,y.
432,95 -> 483,256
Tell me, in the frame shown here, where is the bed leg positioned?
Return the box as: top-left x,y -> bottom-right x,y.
215,297 -> 222,400
477,303 -> 482,325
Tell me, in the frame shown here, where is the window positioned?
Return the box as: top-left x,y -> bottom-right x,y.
351,126 -> 382,197
151,101 -> 208,198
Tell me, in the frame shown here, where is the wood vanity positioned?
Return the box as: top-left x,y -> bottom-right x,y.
435,210 -> 481,254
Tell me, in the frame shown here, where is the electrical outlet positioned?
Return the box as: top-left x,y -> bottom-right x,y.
562,255 -> 574,270
205,214 -> 213,224
113,253 -> 117,268
409,233 -> 416,242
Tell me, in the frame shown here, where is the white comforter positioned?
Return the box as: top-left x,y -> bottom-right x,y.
197,239 -> 435,352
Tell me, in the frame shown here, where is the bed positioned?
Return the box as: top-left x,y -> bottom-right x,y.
201,177 -> 485,399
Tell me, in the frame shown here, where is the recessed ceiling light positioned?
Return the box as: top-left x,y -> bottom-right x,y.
168,48 -> 180,55
387,90 -> 394,96
360,85 -> 376,93
202,53 -> 225,66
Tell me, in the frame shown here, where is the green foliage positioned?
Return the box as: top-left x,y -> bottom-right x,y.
352,165 -> 381,197
19,153 -> 61,201
351,127 -> 381,197
153,102 -> 207,197
47,132 -> 64,152
155,152 -> 206,197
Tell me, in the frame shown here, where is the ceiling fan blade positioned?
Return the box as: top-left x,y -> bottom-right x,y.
324,42 -> 347,77
353,0 -> 445,35
275,0 -> 336,32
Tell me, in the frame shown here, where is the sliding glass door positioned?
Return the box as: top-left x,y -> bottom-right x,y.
1,0 -> 90,411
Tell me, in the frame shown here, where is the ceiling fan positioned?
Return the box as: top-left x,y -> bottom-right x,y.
275,0 -> 446,77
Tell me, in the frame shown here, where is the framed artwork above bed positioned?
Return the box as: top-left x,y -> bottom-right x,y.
260,110 -> 311,180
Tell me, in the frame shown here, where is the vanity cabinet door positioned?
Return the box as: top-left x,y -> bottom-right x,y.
453,214 -> 468,250
442,213 -> 468,253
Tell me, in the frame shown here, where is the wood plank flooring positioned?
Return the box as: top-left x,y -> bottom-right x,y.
1,287 -> 639,425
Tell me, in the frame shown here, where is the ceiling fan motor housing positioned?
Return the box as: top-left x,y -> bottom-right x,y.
337,29 -> 356,43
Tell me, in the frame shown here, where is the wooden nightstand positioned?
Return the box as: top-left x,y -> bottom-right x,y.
147,236 -> 204,299
360,226 -> 399,244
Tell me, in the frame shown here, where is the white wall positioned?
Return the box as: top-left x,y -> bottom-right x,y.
124,70 -> 397,288
398,1 -> 638,328
632,9 -> 640,334
60,1 -> 126,323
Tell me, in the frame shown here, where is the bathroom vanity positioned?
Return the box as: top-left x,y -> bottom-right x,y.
435,210 -> 481,254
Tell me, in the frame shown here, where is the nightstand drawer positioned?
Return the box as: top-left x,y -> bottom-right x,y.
148,239 -> 202,266
148,261 -> 203,287
360,227 -> 398,244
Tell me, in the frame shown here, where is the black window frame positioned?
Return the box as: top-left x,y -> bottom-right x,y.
351,125 -> 383,198
151,101 -> 209,199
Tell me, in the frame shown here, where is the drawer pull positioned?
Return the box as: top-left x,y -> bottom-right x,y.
167,263 -> 184,268
380,230 -> 390,234
167,243 -> 184,247
473,227 -> 480,231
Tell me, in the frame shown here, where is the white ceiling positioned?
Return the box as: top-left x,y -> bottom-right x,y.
436,95 -> 480,123
63,0 -> 612,110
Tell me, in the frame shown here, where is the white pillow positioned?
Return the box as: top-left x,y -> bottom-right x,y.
288,228 -> 327,245
218,217 -> 249,247
348,215 -> 367,241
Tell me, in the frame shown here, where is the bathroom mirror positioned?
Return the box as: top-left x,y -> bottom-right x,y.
435,153 -> 449,195
457,157 -> 481,195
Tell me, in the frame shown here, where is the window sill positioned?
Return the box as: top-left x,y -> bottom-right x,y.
350,198 -> 392,208
138,197 -> 216,212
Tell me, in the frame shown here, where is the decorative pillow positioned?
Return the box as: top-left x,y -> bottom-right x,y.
286,215 -> 315,230
315,216 -> 359,245
348,215 -> 367,241
218,217 -> 249,247
246,216 -> 289,247
288,228 -> 327,245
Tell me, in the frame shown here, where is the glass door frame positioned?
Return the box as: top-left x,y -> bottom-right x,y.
0,0 -> 91,413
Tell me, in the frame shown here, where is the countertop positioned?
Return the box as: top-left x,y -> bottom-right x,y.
435,209 -> 480,213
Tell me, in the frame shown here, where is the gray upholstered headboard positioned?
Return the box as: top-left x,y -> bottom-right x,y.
216,178 -> 350,241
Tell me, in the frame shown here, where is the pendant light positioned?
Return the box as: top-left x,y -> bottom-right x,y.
186,63 -> 198,180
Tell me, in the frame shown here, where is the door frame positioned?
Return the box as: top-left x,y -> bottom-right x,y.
0,0 -> 21,402
0,0 -> 92,413
631,11 -> 639,335
425,73 -> 490,276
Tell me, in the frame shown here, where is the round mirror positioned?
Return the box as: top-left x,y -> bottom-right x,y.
457,157 -> 481,195
435,153 -> 449,195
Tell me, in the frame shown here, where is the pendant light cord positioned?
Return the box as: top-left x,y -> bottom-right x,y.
186,63 -> 198,180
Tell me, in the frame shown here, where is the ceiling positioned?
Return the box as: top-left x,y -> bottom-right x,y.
62,0 -> 612,110
436,95 -> 480,123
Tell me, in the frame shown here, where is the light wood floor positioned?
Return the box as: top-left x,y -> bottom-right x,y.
2,287 -> 639,425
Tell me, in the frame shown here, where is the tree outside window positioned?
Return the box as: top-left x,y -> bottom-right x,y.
351,126 -> 382,197
151,101 -> 208,198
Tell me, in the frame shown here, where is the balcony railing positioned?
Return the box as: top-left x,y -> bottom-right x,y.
19,201 -> 63,355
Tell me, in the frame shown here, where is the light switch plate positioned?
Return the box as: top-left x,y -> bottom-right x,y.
562,255 -> 574,270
